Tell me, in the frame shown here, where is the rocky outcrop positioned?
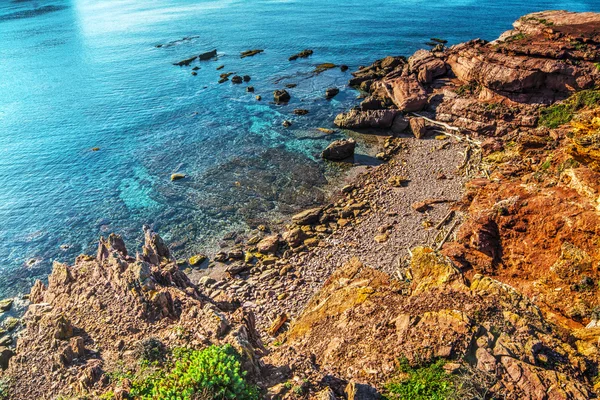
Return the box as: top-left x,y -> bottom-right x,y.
1,229 -> 264,399
267,255 -> 599,399
334,109 -> 401,130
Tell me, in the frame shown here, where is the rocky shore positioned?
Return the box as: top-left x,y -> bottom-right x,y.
2,10 -> 600,400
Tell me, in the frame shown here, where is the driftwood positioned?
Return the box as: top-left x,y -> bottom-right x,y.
436,219 -> 460,250
435,210 -> 455,230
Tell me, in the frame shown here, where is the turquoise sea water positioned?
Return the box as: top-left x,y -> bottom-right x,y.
0,0 -> 596,298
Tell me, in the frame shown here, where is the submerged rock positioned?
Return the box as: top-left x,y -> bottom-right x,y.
294,109 -> 309,115
274,89 -> 291,104
231,75 -> 243,84
322,139 -> 356,161
289,49 -> 313,61
172,55 -> 197,66
170,173 -> 186,181
240,49 -> 264,58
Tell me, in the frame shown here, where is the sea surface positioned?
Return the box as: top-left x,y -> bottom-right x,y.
0,0 -> 596,299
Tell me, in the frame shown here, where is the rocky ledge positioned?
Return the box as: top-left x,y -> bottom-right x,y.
2,10 -> 600,400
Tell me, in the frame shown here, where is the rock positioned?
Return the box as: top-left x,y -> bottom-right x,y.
91,147 -> 100,151
340,65 -> 349,72
191,71 -> 197,76
391,115 -> 409,133
70,336 -> 85,358
289,49 -> 313,61
408,49 -> 447,83
216,65 -> 224,70
322,139 -> 356,161
273,89 -> 291,104
256,95 -> 262,101
294,109 -> 309,115
173,55 -> 197,66
0,336 -> 12,347
375,75 -> 428,112
346,381 -> 381,400
314,63 -> 336,74
282,228 -> 307,248
317,128 -> 336,134
412,200 -> 429,212
360,96 -> 386,110
231,75 -> 243,84
292,208 -> 322,225
54,315 -> 73,340
282,120 -> 292,128
334,109 -> 400,129
388,176 -> 408,187
257,235 -> 280,254
198,49 -> 217,61
240,49 -> 264,58
409,117 -> 428,139
198,276 -> 216,287
325,88 -> 340,99
374,233 -> 389,243
243,75 -> 251,82
29,280 -> 46,304
0,347 -> 13,370
188,254 -> 207,266
170,173 -> 186,181
0,299 -> 13,312
285,83 -> 297,88
410,247 -> 465,293
246,86 -> 255,92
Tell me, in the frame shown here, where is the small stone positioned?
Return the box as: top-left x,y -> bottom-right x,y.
243,75 -> 251,82
294,109 -> 309,115
277,293 -> 288,300
231,75 -> 243,84
189,254 -> 207,266
388,176 -> 408,187
198,276 -> 216,287
257,235 -> 280,254
216,65 -> 225,70
374,233 -> 390,243
246,86 -> 255,92
274,89 -> 291,104
91,147 -> 100,152
410,117 -> 428,139
256,95 -> 262,101
191,71 -> 197,76
283,120 -> 292,128
340,65 -> 349,72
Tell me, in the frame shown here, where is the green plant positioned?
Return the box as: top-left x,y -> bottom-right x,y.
129,345 -> 259,400
505,32 -> 527,42
455,82 -> 479,96
539,90 -> 600,128
384,359 -> 456,400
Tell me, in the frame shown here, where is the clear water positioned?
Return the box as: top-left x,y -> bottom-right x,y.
0,0 -> 596,298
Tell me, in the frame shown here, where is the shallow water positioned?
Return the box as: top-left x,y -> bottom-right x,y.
0,0 -> 596,297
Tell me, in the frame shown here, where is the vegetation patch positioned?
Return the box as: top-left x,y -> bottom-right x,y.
383,359 -> 457,400
126,345 -> 259,400
539,90 -> 600,128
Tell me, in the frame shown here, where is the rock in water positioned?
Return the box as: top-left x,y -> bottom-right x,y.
173,56 -> 197,66
231,75 -> 243,84
198,49 -> 217,60
0,347 -> 13,370
0,299 -> 13,312
322,139 -> 356,161
325,87 -> 340,99
289,49 -> 313,61
240,49 -> 264,58
294,109 -> 309,115
273,89 -> 291,104
170,173 -> 186,181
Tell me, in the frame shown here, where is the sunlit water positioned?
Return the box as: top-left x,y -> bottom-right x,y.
0,0 -> 595,298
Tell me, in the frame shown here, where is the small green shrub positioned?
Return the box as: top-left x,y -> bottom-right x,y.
384,359 -> 456,400
129,345 -> 259,400
539,90 -> 600,128
505,32 -> 527,42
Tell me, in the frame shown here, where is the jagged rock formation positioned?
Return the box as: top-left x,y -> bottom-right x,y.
1,228 -> 263,399
266,252 -> 599,399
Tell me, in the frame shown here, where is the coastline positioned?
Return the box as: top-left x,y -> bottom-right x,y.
2,9 -> 600,399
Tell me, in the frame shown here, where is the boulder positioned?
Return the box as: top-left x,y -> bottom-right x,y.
231,75 -> 243,84
334,109 -> 400,129
409,117 -> 428,138
282,228 -> 307,248
0,299 -> 13,312
325,88 -> 340,99
391,115 -> 409,133
346,381 -> 381,400
243,75 -> 251,82
408,49 -> 447,83
273,89 -> 291,104
376,75 -> 428,112
322,139 -> 356,161
246,86 -> 254,92
257,235 -> 280,254
292,207 -> 322,225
